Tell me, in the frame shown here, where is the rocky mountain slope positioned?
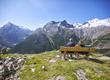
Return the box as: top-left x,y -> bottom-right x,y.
12,18 -> 110,53
12,21 -> 79,53
78,18 -> 110,40
93,33 -> 110,49
0,22 -> 32,47
0,36 -> 12,48
92,32 -> 110,54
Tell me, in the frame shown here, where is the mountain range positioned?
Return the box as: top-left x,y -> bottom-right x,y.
10,18 -> 110,53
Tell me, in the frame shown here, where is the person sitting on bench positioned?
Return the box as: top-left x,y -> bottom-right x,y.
78,39 -> 85,47
66,38 -> 76,47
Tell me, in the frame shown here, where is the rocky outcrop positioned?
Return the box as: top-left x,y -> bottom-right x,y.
0,57 -> 25,80
74,69 -> 88,80
48,76 -> 65,80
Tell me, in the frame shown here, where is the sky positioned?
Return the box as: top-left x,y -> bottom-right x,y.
0,0 -> 110,30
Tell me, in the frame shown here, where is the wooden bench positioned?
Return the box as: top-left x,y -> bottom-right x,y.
59,45 -> 95,60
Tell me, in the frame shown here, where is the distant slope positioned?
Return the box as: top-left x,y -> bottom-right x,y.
77,18 -> 110,41
92,33 -> 110,54
93,33 -> 110,49
0,22 -> 32,47
0,36 -> 12,48
12,29 -> 53,53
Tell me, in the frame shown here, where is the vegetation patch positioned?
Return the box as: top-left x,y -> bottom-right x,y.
0,51 -> 110,80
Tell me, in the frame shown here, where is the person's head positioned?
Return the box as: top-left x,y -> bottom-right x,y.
79,39 -> 84,44
69,38 -> 72,42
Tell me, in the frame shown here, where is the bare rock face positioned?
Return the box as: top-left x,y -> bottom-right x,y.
48,76 -> 65,80
0,57 -> 25,80
56,76 -> 65,80
74,69 -> 88,80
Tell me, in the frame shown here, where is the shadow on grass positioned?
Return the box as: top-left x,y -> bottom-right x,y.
88,58 -> 104,64
103,54 -> 110,57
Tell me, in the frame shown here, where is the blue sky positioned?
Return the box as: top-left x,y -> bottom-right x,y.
0,0 -> 110,30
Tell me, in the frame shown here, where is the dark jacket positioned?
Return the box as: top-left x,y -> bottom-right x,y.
66,41 -> 76,47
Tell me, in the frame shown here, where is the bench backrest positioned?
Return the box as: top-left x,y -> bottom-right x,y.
59,45 -> 95,53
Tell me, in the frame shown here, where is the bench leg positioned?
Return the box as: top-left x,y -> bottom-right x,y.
70,53 -> 72,59
75,53 -> 80,59
64,51 -> 68,60
85,53 -> 90,60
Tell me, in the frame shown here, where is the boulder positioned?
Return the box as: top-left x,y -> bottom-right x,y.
0,57 -> 25,80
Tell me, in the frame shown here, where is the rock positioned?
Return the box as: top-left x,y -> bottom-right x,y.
56,76 -> 65,80
48,76 -> 65,80
56,55 -> 60,58
31,68 -> 35,72
49,59 -> 56,63
74,69 -> 88,80
48,76 -> 56,80
68,59 -> 73,62
41,66 -> 47,71
0,57 -> 25,80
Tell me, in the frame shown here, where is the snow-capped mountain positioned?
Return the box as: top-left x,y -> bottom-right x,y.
43,20 -> 74,36
73,18 -> 110,40
11,18 -> 110,53
80,18 -> 110,28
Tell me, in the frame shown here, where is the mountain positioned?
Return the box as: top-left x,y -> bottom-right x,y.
92,32 -> 110,55
73,18 -> 110,45
93,32 -> 110,49
0,36 -> 12,48
77,18 -> 110,40
12,20 -> 79,53
11,28 -> 53,53
0,22 -> 32,47
43,21 -> 78,49
12,18 -> 110,53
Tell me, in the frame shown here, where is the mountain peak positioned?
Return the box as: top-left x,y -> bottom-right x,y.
0,22 -> 24,32
50,21 -> 58,24
7,22 -> 13,24
60,20 -> 74,28
5,22 -> 15,27
61,20 -> 68,24
88,18 -> 99,23
3,22 -> 18,28
0,22 -> 32,45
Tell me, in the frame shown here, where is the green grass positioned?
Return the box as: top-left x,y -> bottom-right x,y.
1,51 -> 110,80
96,49 -> 110,53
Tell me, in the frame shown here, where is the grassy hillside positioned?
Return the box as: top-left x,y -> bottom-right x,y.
1,51 -> 110,80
